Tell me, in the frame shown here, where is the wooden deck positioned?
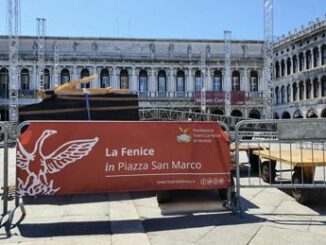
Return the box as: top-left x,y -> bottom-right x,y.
253,149 -> 326,167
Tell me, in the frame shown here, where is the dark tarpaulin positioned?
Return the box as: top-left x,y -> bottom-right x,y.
18,92 -> 139,122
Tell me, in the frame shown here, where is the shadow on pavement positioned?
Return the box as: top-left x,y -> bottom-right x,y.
17,212 -> 265,238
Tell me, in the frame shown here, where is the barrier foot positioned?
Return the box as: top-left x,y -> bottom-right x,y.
4,202 -> 26,232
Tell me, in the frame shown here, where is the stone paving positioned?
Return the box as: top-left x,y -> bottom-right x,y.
1,147 -> 326,244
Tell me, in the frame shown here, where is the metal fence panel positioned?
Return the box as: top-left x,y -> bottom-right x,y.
235,119 -> 326,206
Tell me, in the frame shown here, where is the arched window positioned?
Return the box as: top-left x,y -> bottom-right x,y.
21,68 -> 30,90
211,108 -> 224,115
313,47 -> 319,67
248,109 -> 261,119
281,60 -> 285,76
281,86 -> 285,103
158,70 -> 166,93
306,109 -> 318,118
120,69 -> 129,89
287,84 -> 291,102
306,50 -> 312,70
299,81 -> 304,100
100,69 -> 110,88
80,68 -> 90,88
322,76 -> 326,97
292,56 -> 297,73
321,108 -> 326,118
313,78 -> 319,98
287,58 -> 291,75
139,70 -> 148,92
292,83 -> 297,101
195,70 -> 202,92
232,71 -> 240,91
274,113 -> 279,119
299,53 -> 304,71
43,68 -> 50,90
322,45 -> 326,65
0,68 -> 9,98
306,80 -> 312,99
213,70 -> 222,91
61,68 -> 70,85
275,87 -> 279,104
231,109 -> 242,117
250,71 -> 258,92
275,61 -> 280,78
293,110 -> 303,119
282,111 -> 291,119
176,70 -> 185,93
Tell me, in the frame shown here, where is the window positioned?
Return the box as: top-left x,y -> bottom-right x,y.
313,78 -> 319,98
292,56 -> 297,73
21,68 -> 30,90
61,69 -> 70,85
287,58 -> 291,75
275,87 -> 279,104
287,85 -> 291,102
139,70 -> 148,92
292,83 -> 297,101
306,80 -> 311,99
213,71 -> 222,91
250,71 -> 258,92
299,81 -> 304,100
306,50 -> 311,70
232,71 -> 240,91
281,86 -> 285,103
275,61 -> 280,78
120,69 -> 129,89
0,68 -> 9,98
299,53 -> 304,71
195,70 -> 202,92
157,70 -> 166,92
43,69 -> 50,90
100,69 -> 110,88
80,68 -> 90,89
176,70 -> 185,93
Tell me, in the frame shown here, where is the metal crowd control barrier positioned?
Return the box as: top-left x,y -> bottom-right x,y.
1,120 -> 238,230
0,121 -> 9,229
0,121 -> 26,232
235,119 -> 326,210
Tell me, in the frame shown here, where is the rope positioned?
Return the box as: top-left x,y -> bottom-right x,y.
84,91 -> 91,120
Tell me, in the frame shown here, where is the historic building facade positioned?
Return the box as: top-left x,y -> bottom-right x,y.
273,20 -> 326,119
0,36 -> 265,119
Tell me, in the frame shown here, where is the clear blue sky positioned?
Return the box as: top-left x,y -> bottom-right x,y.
0,0 -> 325,40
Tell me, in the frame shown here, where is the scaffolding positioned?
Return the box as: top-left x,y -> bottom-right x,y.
224,30 -> 232,117
262,0 -> 273,119
7,0 -> 20,128
36,18 -> 46,90
200,51 -> 206,113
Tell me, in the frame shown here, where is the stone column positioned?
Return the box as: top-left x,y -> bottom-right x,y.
32,65 -> 37,90
131,66 -> 136,92
310,48 -> 314,69
187,67 -> 193,92
243,68 -> 248,92
73,66 -> 78,81
303,82 -> 306,100
112,66 -> 117,89
150,67 -> 156,92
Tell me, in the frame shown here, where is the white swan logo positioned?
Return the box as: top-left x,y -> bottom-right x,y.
16,129 -> 98,196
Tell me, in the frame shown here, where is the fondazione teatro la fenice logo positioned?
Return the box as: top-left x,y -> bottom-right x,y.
176,127 -> 192,143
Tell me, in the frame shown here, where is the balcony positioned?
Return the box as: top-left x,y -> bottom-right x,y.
137,91 -> 193,100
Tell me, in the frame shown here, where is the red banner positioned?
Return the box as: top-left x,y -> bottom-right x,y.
194,91 -> 225,105
231,91 -> 245,105
16,121 -> 231,196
